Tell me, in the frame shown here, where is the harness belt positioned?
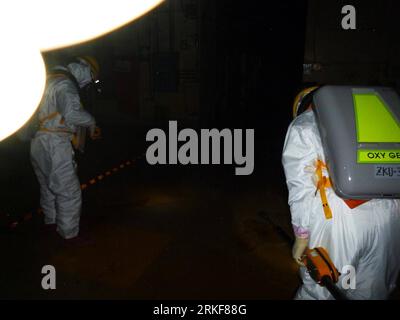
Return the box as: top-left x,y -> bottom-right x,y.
314,159 -> 369,219
38,73 -> 80,145
38,111 -> 72,134
315,159 -> 333,219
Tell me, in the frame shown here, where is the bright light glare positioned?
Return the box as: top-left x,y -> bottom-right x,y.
4,0 -> 164,51
0,0 -> 163,141
0,33 -> 46,141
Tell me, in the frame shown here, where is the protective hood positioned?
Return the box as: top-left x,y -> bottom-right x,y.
67,61 -> 92,88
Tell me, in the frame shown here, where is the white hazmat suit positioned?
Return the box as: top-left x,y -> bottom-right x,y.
282,109 -> 400,300
30,60 -> 96,239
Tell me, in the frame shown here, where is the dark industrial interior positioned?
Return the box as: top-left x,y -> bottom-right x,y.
1,0 -> 400,300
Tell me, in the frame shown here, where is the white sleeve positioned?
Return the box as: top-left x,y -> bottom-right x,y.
56,82 -> 96,129
282,121 -> 320,239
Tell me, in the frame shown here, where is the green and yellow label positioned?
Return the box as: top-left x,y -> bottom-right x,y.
358,149 -> 400,163
353,93 -> 400,143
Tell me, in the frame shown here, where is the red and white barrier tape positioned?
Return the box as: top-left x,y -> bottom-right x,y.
8,154 -> 144,229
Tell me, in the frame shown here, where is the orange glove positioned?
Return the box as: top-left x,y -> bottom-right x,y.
90,126 -> 102,140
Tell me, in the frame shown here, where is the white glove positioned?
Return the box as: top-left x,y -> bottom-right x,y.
292,237 -> 309,266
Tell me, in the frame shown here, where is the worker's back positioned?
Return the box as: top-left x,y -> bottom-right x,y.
282,110 -> 400,299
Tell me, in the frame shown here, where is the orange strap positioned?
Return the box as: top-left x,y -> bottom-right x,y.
39,111 -> 71,134
38,127 -> 73,134
314,160 -> 369,214
38,73 -> 77,137
315,159 -> 333,220
343,199 -> 369,209
47,73 -> 68,80
39,111 -> 60,125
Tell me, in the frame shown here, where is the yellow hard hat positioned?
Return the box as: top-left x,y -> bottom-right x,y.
292,86 -> 319,118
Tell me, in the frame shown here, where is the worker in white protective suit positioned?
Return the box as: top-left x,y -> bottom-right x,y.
30,56 -> 101,241
282,87 -> 400,300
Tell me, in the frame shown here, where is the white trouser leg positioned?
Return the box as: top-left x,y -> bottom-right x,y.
31,134 -> 82,239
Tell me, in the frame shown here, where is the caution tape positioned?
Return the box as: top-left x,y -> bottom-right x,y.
7,154 -> 144,229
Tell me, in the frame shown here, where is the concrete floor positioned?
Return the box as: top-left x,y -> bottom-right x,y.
0,162 -> 301,299
0,124 -> 301,299
0,124 -> 399,300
